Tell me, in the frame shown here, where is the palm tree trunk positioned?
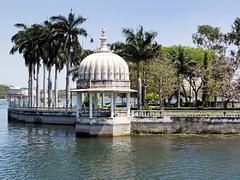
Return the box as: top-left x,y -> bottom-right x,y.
54,65 -> 58,108
137,61 -> 141,79
29,66 -> 33,108
28,70 -> 31,107
36,63 -> 40,108
189,78 -> 192,103
137,77 -> 142,110
65,54 -> 70,109
47,66 -> 52,108
43,64 -> 46,107
177,78 -> 181,108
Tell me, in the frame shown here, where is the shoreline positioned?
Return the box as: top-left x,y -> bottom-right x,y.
8,107 -> 240,136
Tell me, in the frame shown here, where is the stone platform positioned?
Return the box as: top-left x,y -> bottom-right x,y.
75,117 -> 131,136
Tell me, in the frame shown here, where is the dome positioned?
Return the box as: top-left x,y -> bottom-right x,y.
77,28 -> 130,90
79,52 -> 129,81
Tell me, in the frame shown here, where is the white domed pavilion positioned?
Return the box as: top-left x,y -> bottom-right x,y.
73,28 -> 136,136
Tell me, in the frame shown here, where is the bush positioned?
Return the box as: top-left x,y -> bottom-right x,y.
146,92 -> 159,104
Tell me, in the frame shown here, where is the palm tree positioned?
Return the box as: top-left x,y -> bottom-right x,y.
50,10 -> 91,109
53,55 -> 64,107
28,24 -> 48,108
40,20 -> 62,109
42,64 -> 46,107
169,46 -> 196,107
112,25 -> 160,109
10,24 -> 36,107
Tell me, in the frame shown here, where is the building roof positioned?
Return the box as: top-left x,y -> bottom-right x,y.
78,28 -> 129,82
8,88 -> 28,97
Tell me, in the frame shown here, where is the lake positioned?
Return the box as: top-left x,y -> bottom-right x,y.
1,102 -> 240,179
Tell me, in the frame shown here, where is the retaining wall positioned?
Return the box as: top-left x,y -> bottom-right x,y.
131,116 -> 240,134
9,108 -> 240,134
8,109 -> 76,125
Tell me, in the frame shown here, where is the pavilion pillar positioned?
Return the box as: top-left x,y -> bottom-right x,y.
113,92 -> 116,116
70,91 -> 73,108
111,92 -> 114,118
22,97 -> 26,107
89,93 -> 93,118
94,93 -> 98,111
101,93 -> 104,108
76,92 -> 82,118
19,97 -> 22,107
9,96 -> 11,108
14,97 -> 16,107
126,92 -> 130,116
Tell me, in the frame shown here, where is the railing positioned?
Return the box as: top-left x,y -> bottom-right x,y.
131,110 -> 164,118
115,111 -> 128,117
10,107 -> 240,119
9,107 -> 128,118
80,109 -> 111,117
131,110 -> 240,118
79,110 -> 128,117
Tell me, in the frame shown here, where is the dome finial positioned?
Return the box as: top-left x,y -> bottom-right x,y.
99,28 -> 109,51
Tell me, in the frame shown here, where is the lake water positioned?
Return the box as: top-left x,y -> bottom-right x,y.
1,102 -> 240,179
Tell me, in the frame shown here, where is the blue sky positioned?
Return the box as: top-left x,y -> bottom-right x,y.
0,0 -> 239,88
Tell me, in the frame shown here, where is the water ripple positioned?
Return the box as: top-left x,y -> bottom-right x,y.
1,104 -> 240,179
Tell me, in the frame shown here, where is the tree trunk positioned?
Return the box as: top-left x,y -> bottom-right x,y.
181,83 -> 188,104
159,76 -> 164,110
47,66 -> 52,108
28,70 -> 32,107
194,91 -> 198,107
65,54 -> 70,109
54,65 -> 58,108
142,84 -> 146,107
70,91 -> 73,108
36,63 -> 40,108
223,99 -> 229,109
29,66 -> 33,108
214,96 -> 217,107
202,52 -> 209,107
177,79 -> 181,108
137,77 -> 142,110
189,78 -> 192,103
43,64 -> 46,107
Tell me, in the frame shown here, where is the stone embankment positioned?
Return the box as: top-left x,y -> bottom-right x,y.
131,112 -> 240,134
8,108 -> 76,125
8,108 -> 240,134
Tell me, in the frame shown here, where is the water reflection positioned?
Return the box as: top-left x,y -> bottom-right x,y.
1,103 -> 240,179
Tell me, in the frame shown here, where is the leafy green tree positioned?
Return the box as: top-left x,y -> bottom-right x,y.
192,25 -> 225,55
227,17 -> 240,66
216,58 -> 240,108
0,84 -> 10,99
146,54 -> 177,109
193,24 -> 226,107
